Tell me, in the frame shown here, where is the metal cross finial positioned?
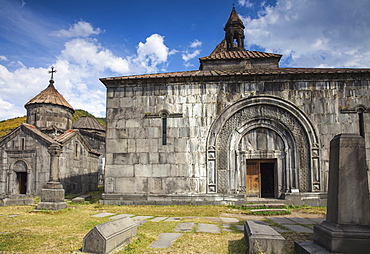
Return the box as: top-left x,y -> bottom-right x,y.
48,66 -> 57,80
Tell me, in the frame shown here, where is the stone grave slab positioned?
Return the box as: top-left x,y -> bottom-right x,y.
308,218 -> 324,224
164,217 -> 182,222
109,214 -> 134,220
287,217 -> 316,225
235,225 -> 244,231
283,224 -> 313,233
271,226 -> 289,233
82,217 -> 137,254
131,216 -> 153,221
91,212 -> 115,218
71,197 -> 85,203
244,220 -> 285,254
269,217 -> 296,224
220,217 -> 239,223
150,233 -> 182,248
197,223 -> 221,234
174,222 -> 194,232
150,217 -> 168,222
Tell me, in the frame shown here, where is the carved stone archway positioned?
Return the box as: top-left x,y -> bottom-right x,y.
206,95 -> 320,196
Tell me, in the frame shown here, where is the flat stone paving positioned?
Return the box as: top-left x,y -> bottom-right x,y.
283,224 -> 313,233
174,222 -> 195,232
109,214 -> 134,220
164,217 -> 182,222
197,223 -> 221,234
91,212 -> 115,217
132,216 -> 153,221
269,217 -> 297,224
150,233 -> 182,248
96,213 -> 324,249
220,217 -> 239,223
287,217 -> 316,225
150,217 -> 168,222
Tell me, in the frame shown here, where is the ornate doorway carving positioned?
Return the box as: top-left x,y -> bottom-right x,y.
206,95 -> 320,197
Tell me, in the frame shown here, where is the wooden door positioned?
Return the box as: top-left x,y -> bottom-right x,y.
246,162 -> 260,197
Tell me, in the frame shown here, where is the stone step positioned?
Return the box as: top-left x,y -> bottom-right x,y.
250,209 -> 289,213
243,203 -> 286,208
245,198 -> 286,204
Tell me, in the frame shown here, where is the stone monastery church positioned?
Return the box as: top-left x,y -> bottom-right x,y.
100,8 -> 370,205
0,73 -> 105,198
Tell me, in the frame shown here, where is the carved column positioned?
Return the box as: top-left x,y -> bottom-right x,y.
36,142 -> 67,210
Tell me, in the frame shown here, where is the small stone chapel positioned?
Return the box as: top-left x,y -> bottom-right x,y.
0,71 -> 105,198
100,8 -> 370,205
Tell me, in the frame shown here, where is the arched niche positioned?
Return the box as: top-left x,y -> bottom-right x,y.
206,95 -> 320,196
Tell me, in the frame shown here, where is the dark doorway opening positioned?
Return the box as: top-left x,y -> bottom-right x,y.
260,163 -> 275,197
16,172 -> 27,194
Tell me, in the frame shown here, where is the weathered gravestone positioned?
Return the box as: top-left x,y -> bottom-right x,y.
82,217 -> 137,254
295,133 -> 370,253
244,220 -> 285,254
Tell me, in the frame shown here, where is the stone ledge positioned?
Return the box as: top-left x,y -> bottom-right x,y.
244,220 -> 285,254
1,198 -> 34,207
294,241 -> 330,254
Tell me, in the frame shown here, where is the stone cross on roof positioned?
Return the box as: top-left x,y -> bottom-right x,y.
48,66 -> 57,80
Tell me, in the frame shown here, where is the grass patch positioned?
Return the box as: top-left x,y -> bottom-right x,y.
0,204 -> 323,253
250,210 -> 291,216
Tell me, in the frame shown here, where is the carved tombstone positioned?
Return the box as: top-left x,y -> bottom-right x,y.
82,217 -> 137,254
313,134 -> 370,253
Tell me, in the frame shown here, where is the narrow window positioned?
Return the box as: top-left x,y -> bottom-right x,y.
75,143 -> 78,158
21,138 -> 25,150
162,116 -> 167,145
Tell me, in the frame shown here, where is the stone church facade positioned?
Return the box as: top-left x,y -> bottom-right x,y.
100,8 -> 370,205
0,76 -> 105,198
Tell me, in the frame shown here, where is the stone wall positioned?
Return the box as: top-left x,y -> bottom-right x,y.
0,131 -> 50,196
103,71 -> 370,200
59,136 -> 99,193
26,104 -> 74,131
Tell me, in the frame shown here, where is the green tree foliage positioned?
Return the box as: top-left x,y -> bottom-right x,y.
0,116 -> 26,137
0,110 -> 106,138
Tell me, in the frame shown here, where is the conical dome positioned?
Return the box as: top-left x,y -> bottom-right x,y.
25,79 -> 75,131
73,116 -> 105,132
25,80 -> 74,110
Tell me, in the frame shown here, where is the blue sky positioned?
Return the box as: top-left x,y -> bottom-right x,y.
1,0 -> 370,120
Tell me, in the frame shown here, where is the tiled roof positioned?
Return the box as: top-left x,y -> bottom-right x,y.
73,116 -> 105,131
101,67 -> 370,82
55,129 -> 79,143
199,39 -> 281,61
200,50 -> 282,61
55,129 -> 101,156
21,123 -> 55,144
25,80 -> 74,111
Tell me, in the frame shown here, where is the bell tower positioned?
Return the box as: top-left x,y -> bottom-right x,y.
224,7 -> 245,51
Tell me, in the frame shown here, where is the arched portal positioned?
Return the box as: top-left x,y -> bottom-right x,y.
13,160 -> 28,194
206,95 -> 320,197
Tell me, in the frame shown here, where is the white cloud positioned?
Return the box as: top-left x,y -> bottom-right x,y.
241,0 -> 370,67
52,21 -> 102,38
0,98 -> 23,120
181,40 -> 202,66
0,29 -> 174,120
238,0 -> 254,8
133,34 -> 171,73
182,50 -> 201,62
0,56 -> 7,61
190,39 -> 202,48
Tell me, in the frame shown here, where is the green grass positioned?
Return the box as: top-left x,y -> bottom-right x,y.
0,203 -> 325,253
